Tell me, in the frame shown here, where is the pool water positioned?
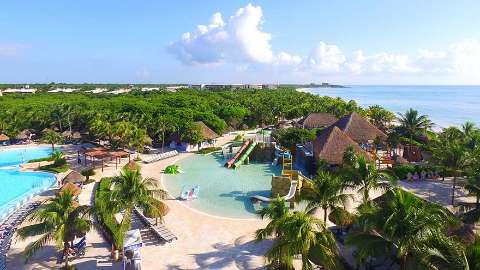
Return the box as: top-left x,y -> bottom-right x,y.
0,147 -> 56,219
163,152 -> 281,219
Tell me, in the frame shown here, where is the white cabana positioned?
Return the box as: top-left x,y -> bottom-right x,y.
123,229 -> 142,270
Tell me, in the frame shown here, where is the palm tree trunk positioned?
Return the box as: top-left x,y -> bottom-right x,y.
451,173 -> 457,206
161,131 -> 165,152
64,244 -> 69,268
323,208 -> 327,223
51,143 -> 55,151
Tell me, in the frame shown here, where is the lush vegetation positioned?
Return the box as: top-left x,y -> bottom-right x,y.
271,128 -> 316,151
195,146 -> 222,154
95,167 -> 168,249
0,88 -> 363,151
16,190 -> 91,268
38,150 -> 69,173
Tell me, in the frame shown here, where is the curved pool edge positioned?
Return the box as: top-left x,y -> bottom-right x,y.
159,156 -> 264,222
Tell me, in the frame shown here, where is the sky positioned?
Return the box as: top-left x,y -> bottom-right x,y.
1,1 -> 480,85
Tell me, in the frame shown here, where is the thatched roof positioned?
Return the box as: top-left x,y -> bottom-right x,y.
300,113 -> 338,129
194,121 -> 219,140
59,182 -> 81,196
16,129 -> 31,140
124,160 -> 140,171
72,131 -> 82,139
0,134 -> 9,141
333,112 -> 387,143
62,130 -> 72,138
62,170 -> 85,184
312,126 -> 372,165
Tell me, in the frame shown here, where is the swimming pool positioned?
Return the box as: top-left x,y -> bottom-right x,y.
0,147 -> 56,219
163,152 -> 281,219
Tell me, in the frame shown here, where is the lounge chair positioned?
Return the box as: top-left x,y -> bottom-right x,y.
133,208 -> 177,242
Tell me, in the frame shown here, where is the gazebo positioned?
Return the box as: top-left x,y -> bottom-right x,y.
110,150 -> 131,169
83,148 -> 110,172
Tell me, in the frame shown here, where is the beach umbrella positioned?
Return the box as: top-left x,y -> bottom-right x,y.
0,134 -> 9,141
143,201 -> 169,225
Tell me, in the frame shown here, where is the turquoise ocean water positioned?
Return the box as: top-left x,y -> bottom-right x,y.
301,85 -> 480,129
0,147 -> 55,219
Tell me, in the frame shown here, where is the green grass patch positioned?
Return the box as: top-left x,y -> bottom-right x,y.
39,163 -> 69,173
196,147 -> 221,154
28,156 -> 53,163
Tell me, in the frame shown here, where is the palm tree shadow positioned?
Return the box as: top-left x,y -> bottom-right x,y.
219,190 -> 270,214
190,238 -> 273,270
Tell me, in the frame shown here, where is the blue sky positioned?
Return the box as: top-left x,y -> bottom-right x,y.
1,1 -> 479,84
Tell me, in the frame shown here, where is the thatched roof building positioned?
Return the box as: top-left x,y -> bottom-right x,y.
16,129 -> 31,140
59,182 -> 81,196
0,134 -> 9,142
194,121 -> 219,140
62,170 -> 85,185
312,126 -> 372,165
333,112 -> 387,144
299,113 -> 338,129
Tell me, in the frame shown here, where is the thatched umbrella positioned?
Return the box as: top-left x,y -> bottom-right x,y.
72,131 -> 82,140
194,121 -> 219,140
59,182 -> 81,196
124,160 -> 140,171
0,134 -> 9,142
62,130 -> 72,138
143,201 -> 170,225
328,208 -> 354,228
62,170 -> 85,185
16,130 -> 30,140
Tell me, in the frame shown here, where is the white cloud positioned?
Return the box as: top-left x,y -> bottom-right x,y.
306,42 -> 346,72
168,4 -> 480,83
169,4 -> 285,65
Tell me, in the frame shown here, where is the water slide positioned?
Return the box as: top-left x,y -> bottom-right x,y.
224,140 -> 250,168
233,141 -> 258,168
251,181 -> 298,202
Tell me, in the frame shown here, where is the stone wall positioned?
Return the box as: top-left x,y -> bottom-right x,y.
271,175 -> 292,197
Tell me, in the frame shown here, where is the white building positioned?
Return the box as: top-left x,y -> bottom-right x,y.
85,88 -> 109,94
2,85 -> 37,94
165,85 -> 187,92
107,88 -> 131,95
48,88 -> 79,93
141,87 -> 160,92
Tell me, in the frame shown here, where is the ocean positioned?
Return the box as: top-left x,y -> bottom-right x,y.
300,85 -> 480,129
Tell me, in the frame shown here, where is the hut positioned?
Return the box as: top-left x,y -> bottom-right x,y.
332,112 -> 387,144
16,129 -> 31,142
299,113 -> 338,129
312,126 -> 373,166
62,170 -> 85,185
169,121 -> 219,152
59,182 -> 81,196
0,134 -> 9,145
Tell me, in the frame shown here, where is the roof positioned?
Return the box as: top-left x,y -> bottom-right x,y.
59,182 -> 81,196
16,129 -> 31,140
300,113 -> 338,129
194,121 -> 219,140
62,170 -> 85,184
0,134 -> 9,141
312,126 -> 373,165
333,112 -> 387,143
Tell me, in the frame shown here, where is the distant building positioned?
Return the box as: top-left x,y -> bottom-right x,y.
107,88 -> 131,95
85,88 -> 109,94
262,84 -> 278,90
2,85 -> 37,94
141,87 -> 160,92
165,85 -> 187,92
48,88 -> 79,93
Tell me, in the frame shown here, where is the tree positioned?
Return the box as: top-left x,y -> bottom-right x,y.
81,168 -> 95,183
305,171 -> 352,223
431,136 -> 466,205
108,167 -> 168,246
16,190 -> 91,268
154,116 -> 172,152
397,108 -> 433,143
367,105 -> 395,132
42,129 -> 63,151
342,155 -> 396,205
346,189 -> 466,269
271,128 -> 316,151
256,208 -> 343,270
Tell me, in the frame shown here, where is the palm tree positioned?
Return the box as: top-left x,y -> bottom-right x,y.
81,168 -> 96,183
342,156 -> 396,205
397,108 -> 433,143
155,116 -> 172,152
108,167 -> 168,243
16,190 -> 91,268
431,138 -> 466,205
305,171 -> 352,224
346,189 -> 465,269
42,129 -> 63,151
256,209 -> 343,270
367,105 -> 395,132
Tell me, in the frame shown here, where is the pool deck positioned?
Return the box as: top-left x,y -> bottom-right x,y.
7,134 -> 274,270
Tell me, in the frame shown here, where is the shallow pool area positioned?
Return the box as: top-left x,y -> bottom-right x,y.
0,147 -> 56,219
163,152 -> 281,219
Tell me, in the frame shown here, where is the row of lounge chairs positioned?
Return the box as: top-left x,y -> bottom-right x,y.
142,150 -> 179,164
0,201 -> 42,270
133,208 -> 177,243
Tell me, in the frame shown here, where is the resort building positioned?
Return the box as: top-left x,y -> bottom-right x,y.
299,112 -> 338,129
169,121 -> 219,152
48,88 -> 79,93
312,125 -> 372,166
1,85 -> 37,94
141,87 -> 160,92
165,85 -> 187,92
107,88 -> 131,95
332,112 -> 387,144
85,88 -> 109,94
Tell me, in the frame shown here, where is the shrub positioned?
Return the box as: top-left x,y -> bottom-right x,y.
28,156 -> 53,163
234,134 -> 244,141
196,147 -> 221,154
392,164 -> 417,179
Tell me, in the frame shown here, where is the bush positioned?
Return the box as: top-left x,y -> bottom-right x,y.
28,156 -> 53,163
39,163 -> 69,173
53,157 -> 67,166
196,147 -> 221,154
234,134 -> 244,141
